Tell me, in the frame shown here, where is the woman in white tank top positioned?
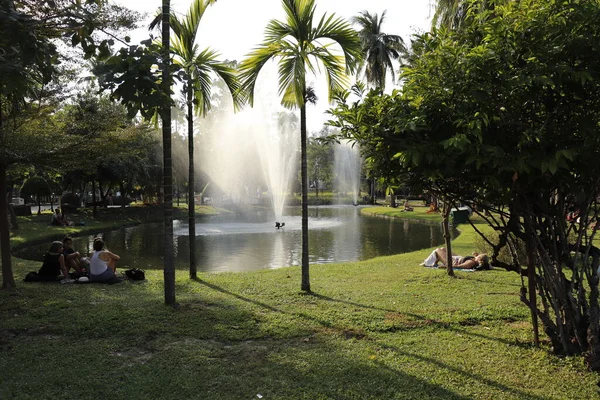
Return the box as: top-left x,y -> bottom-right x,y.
89,237 -> 120,282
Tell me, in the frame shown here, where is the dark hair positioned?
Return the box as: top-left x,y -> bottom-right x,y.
93,239 -> 104,251
49,241 -> 63,253
476,255 -> 491,270
63,235 -> 73,244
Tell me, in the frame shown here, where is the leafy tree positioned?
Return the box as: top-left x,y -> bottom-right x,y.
330,0 -> 600,368
58,91 -> 133,214
150,0 -> 240,279
240,0 -> 361,292
351,10 -> 405,90
351,11 -> 404,205
0,0 -> 139,289
20,176 -> 51,215
95,0 -> 179,304
307,135 -> 333,199
432,0 -> 507,30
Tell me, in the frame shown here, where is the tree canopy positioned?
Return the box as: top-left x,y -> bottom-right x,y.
329,0 -> 600,367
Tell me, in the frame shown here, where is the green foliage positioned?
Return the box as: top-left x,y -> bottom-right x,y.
20,175 -> 51,200
307,135 -> 334,191
329,0 -> 600,363
239,0 -> 361,108
95,40 -> 177,120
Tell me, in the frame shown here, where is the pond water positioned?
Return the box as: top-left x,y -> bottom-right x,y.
16,206 -> 454,273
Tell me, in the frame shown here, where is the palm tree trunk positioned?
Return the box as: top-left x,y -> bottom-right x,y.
162,0 -> 176,305
300,102 -> 310,292
0,162 -> 16,289
187,80 -> 197,279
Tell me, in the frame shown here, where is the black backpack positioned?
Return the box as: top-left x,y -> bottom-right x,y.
125,268 -> 145,281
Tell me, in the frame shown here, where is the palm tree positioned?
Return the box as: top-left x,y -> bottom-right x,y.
239,0 -> 361,292
151,0 -> 241,280
351,10 -> 404,205
351,10 -> 405,90
161,0 -> 175,304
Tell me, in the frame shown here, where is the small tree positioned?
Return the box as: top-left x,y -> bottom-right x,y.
307,136 -> 333,199
20,176 -> 50,215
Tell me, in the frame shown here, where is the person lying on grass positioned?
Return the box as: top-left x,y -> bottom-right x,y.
89,238 -> 120,283
421,247 -> 491,270
38,241 -> 75,283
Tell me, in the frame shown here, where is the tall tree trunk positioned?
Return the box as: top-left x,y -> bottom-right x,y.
587,255 -> 600,370
91,180 -> 97,218
162,0 -> 176,305
525,219 -> 540,347
0,163 -> 16,289
187,80 -> 197,279
120,182 -> 125,210
6,183 -> 18,230
7,201 -> 18,230
442,201 -> 455,277
300,101 -> 310,292
370,177 -> 375,204
315,168 -> 319,199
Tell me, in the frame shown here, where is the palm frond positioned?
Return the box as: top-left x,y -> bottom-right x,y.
277,47 -> 305,109
351,9 -> 405,89
239,43 -> 282,106
312,13 -> 361,74
240,0 -> 359,109
193,49 -> 244,111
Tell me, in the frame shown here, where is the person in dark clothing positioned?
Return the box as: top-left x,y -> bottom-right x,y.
38,241 -> 74,283
62,236 -> 85,274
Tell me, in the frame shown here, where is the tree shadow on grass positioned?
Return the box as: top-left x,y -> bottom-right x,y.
190,280 -> 547,399
310,292 -> 536,350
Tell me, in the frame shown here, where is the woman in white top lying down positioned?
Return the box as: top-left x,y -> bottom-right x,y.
421,247 -> 490,270
89,238 -> 121,282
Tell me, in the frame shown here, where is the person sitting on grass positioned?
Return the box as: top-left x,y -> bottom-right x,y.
89,238 -> 121,282
403,200 -> 414,212
420,247 -> 491,270
37,241 -> 75,283
51,208 -> 73,226
62,236 -> 87,275
50,208 -> 64,226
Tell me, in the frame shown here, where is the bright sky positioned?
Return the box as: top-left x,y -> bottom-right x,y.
112,0 -> 434,132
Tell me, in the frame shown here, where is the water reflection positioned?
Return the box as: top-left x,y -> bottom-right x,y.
15,206 -> 455,273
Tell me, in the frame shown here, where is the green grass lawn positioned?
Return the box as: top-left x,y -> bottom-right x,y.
1,206 -> 598,399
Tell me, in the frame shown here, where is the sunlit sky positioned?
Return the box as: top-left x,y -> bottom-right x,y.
111,0 -> 434,132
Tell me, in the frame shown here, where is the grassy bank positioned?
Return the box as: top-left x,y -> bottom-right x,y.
9,203 -> 224,249
1,206 -> 598,399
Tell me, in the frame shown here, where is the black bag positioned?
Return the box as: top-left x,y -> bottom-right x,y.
125,268 -> 145,281
24,271 -> 41,282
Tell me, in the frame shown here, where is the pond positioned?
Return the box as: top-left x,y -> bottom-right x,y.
16,206 -> 455,273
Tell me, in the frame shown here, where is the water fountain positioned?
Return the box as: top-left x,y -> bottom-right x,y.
198,65 -> 297,223
334,140 -> 362,205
